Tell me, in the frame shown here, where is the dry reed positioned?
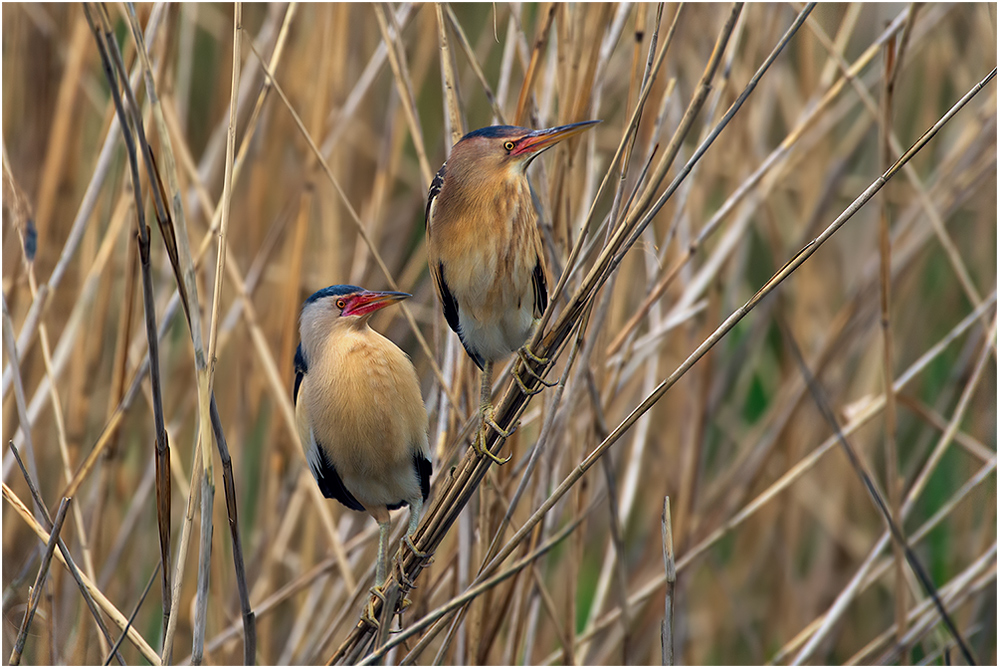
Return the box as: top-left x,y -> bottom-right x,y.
2,3 -> 996,665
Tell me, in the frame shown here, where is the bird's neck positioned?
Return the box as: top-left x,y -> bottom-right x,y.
442,167 -> 532,225
302,317 -> 373,366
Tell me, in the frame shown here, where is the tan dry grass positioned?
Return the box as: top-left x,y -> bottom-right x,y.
2,2 -> 996,665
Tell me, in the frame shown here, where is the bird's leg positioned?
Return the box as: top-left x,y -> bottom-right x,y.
402,500 -> 429,560
375,518 -> 390,588
476,361 -> 513,464
365,518 -> 392,626
394,501 -> 428,593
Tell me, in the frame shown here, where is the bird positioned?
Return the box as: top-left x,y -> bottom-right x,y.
425,120 -> 600,463
293,285 -> 431,601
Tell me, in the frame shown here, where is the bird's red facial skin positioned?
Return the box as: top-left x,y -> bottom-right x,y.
340,291 -> 410,318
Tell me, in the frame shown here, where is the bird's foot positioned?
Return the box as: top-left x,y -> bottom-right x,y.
393,557 -> 419,591
363,586 -> 386,627
518,344 -> 551,367
514,346 -> 556,394
482,405 -> 517,439
475,427 -> 512,465
512,367 -> 547,395
474,407 -> 514,465
403,534 -> 429,560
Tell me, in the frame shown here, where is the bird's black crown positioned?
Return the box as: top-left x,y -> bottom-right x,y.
460,125 -> 521,142
304,285 -> 364,305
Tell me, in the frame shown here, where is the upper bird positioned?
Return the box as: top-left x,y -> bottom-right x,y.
294,285 -> 430,596
425,121 -> 600,463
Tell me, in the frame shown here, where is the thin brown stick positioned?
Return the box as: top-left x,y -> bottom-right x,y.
878,31 -> 906,647
514,4 -> 556,125
2,482 -> 161,664
9,497 -> 71,665
120,3 -> 257,660
778,315 -> 979,664
434,3 -> 465,147
661,497 -> 675,666
444,5 -> 507,124
7,444 -> 126,665
103,560 -> 161,665
373,2 -> 432,188
83,2 -> 173,644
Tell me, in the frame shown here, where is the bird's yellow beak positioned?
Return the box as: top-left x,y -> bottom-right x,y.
511,119 -> 601,157
342,290 -> 410,318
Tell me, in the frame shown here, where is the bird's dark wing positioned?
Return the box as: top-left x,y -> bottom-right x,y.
293,343 -> 307,406
425,164 -> 446,230
433,262 -> 485,371
532,257 -> 548,318
415,451 -> 432,502
388,450 -> 432,511
435,263 -> 461,334
310,440 -> 365,511
426,162 -> 485,370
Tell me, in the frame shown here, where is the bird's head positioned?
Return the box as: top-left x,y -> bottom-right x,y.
299,285 -> 410,345
448,120 -> 601,184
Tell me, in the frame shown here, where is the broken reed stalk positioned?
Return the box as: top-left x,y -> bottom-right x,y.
9,497 -> 71,665
4,445 -> 138,665
120,2 -> 257,662
347,62 -> 997,666
190,3 -> 242,664
3,5 -> 992,665
661,497 -> 675,666
82,2 -> 172,645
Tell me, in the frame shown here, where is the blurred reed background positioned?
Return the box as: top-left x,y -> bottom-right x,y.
2,2 -> 996,665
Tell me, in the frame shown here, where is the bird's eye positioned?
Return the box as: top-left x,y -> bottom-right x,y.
503,141 -> 515,152
336,299 -> 346,309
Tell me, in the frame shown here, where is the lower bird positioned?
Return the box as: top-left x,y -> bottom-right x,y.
294,285 -> 430,604
425,120 -> 600,463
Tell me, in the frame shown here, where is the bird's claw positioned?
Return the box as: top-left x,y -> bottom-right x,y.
518,344 -> 549,366
516,347 -> 556,387
363,586 -> 386,627
403,534 -> 429,560
475,421 -> 512,465
483,408 -> 517,439
513,367 -> 547,395
396,569 -> 416,591
392,557 -> 418,590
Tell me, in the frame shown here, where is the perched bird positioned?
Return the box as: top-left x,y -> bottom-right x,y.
294,285 -> 430,594
425,121 -> 600,462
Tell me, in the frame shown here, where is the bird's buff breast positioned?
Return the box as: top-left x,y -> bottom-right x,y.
307,331 -> 427,476
440,193 -> 538,322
